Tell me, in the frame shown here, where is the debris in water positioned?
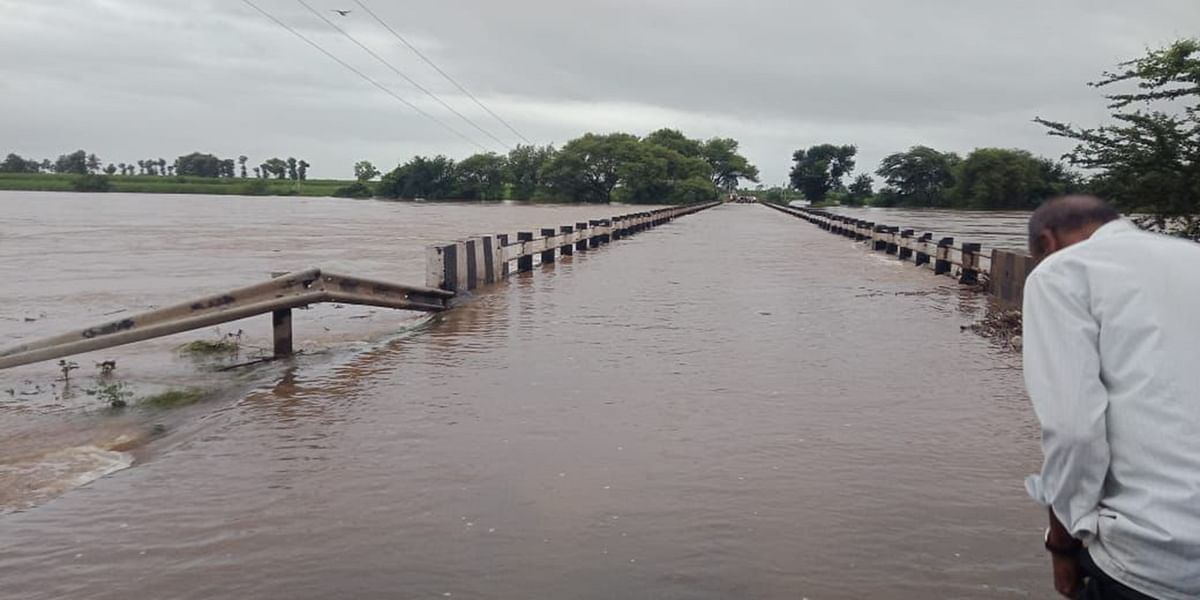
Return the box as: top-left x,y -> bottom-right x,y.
964,308 -> 1023,350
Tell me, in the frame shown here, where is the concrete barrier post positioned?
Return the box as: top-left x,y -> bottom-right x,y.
540,228 -> 557,264
496,234 -> 510,278
960,242 -> 982,285
588,220 -> 602,248
480,235 -> 497,284
464,238 -> 481,290
990,249 -> 1034,306
517,232 -> 534,272
575,223 -> 589,252
914,233 -> 933,266
935,237 -> 954,275
560,226 -> 574,256
898,229 -> 914,260
873,225 -> 888,251
885,227 -> 899,255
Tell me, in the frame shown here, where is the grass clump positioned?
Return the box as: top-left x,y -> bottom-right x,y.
179,331 -> 242,356
138,388 -> 204,409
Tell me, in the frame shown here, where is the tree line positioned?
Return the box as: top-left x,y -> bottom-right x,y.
777,38 -> 1198,238
341,129 -> 759,204
0,150 -> 312,181
782,143 -> 1079,210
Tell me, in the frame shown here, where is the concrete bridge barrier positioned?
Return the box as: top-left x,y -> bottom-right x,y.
762,202 -> 1034,306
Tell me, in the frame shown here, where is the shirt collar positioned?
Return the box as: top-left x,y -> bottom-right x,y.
1089,218 -> 1137,241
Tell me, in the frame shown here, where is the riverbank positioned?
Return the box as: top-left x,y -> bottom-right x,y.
0,173 -> 349,197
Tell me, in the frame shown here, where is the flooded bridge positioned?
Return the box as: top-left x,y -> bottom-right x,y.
0,195 -> 1043,599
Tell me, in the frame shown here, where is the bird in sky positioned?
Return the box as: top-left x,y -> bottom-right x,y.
332,9 -> 351,16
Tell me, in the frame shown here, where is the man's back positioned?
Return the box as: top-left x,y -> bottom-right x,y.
1023,219 -> 1200,599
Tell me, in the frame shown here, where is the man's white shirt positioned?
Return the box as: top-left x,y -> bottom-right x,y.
1024,219 -> 1200,599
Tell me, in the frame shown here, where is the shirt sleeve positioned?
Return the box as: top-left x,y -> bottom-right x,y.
1022,266 -> 1110,538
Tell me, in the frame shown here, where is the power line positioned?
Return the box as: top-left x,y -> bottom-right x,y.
296,0 -> 510,152
352,0 -> 533,146
241,0 -> 489,152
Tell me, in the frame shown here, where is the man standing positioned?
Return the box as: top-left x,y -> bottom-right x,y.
1023,196 -> 1200,599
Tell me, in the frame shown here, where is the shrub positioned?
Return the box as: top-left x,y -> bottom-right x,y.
333,181 -> 374,198
71,174 -> 112,192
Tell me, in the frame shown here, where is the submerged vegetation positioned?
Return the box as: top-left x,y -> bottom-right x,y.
178,331 -> 242,356
138,388 -> 205,409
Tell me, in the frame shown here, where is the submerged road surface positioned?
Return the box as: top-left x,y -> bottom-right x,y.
0,203 -> 1044,599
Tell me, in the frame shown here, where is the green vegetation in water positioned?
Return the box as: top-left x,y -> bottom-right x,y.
178,332 -> 242,356
88,380 -> 133,408
138,388 -> 205,409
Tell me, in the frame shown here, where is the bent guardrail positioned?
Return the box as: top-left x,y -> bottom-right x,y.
0,269 -> 453,370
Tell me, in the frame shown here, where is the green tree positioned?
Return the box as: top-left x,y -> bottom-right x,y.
39,158 -> 52,173
950,148 -> 1078,210
454,152 -> 507,200
789,144 -> 856,203
874,146 -> 960,207
540,133 -> 639,203
644,128 -> 704,158
616,140 -> 716,204
157,158 -> 167,176
1036,38 -> 1200,238
103,163 -> 117,176
505,144 -> 555,200
846,174 -> 874,205
55,150 -> 89,175
85,153 -> 101,174
377,155 -> 458,199
175,153 -> 224,177
263,158 -> 288,180
137,160 -> 146,175
354,160 -> 380,182
286,157 -> 298,181
297,160 -> 309,181
238,155 -> 249,178
0,153 -> 39,173
702,137 -> 760,191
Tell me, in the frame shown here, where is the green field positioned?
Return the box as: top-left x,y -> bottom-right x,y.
0,173 -> 353,197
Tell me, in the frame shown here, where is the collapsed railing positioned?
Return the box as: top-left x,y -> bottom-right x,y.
762,202 -> 1034,304
0,269 -> 454,370
0,201 -> 722,371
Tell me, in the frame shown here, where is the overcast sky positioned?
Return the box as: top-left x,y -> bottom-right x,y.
1,0 -> 1196,183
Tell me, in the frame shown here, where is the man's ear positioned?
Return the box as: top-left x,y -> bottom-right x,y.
1038,230 -> 1059,259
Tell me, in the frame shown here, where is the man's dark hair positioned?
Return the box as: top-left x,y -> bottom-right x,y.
1028,195 -> 1121,255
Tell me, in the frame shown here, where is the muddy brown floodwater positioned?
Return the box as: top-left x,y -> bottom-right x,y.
0,193 -> 1045,599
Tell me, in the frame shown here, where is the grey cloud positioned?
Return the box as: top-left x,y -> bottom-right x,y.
1,0 -> 1195,183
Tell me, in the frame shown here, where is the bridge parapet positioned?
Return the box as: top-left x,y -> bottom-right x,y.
761,203 -> 1033,306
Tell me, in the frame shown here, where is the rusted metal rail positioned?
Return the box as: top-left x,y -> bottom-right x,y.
762,202 -> 1035,303
0,269 -> 453,370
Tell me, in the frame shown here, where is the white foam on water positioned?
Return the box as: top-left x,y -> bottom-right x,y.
0,445 -> 134,513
